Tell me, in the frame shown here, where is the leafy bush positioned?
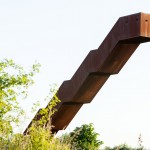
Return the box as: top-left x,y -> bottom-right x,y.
68,123 -> 103,150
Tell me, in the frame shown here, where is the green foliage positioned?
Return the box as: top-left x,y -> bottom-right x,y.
104,143 -> 145,150
35,88 -> 61,127
69,123 -> 103,150
104,134 -> 145,150
104,144 -> 133,150
6,88 -> 71,150
0,59 -> 71,150
0,59 -> 40,139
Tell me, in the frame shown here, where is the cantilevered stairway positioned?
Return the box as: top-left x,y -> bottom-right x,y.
24,12 -> 150,134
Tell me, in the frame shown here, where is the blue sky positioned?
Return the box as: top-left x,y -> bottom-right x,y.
1,0 -> 150,148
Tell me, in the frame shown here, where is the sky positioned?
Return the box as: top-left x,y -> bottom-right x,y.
0,0 -> 150,148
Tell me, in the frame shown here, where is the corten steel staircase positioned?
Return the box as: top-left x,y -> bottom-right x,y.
24,12 -> 150,134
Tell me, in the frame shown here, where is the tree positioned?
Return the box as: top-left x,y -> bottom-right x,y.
0,59 -> 40,139
69,123 -> 103,150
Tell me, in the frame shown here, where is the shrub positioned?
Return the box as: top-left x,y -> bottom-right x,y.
69,123 -> 103,150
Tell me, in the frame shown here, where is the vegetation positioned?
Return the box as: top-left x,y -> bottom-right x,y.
0,59 -> 71,149
69,123 -> 103,150
104,134 -> 144,150
104,144 -> 143,150
0,59 -> 40,139
0,59 -> 146,150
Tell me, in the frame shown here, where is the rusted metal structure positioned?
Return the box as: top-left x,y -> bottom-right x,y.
24,12 -> 150,134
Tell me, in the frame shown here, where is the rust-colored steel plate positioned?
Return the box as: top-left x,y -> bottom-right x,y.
24,12 -> 150,134
52,103 -> 83,132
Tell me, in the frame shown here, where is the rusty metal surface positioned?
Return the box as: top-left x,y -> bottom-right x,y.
52,103 -> 83,131
24,12 -> 150,134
